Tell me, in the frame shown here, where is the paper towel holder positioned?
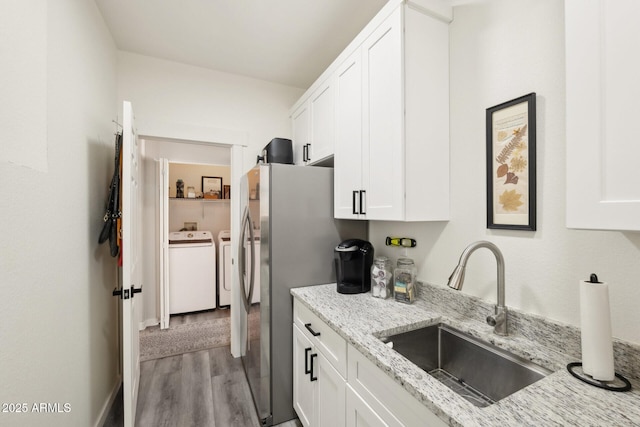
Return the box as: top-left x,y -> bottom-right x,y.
566,362 -> 631,392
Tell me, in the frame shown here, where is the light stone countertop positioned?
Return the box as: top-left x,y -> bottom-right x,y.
291,283 -> 640,427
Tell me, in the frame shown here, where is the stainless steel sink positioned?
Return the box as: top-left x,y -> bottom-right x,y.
380,324 -> 551,407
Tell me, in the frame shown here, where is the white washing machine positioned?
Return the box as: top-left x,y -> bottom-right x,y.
218,230 -> 260,308
169,231 -> 216,314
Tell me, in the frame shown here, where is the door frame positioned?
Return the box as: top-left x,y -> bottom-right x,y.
138,119 -> 247,357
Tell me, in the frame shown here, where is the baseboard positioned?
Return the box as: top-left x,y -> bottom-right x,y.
94,375 -> 122,427
140,317 -> 159,330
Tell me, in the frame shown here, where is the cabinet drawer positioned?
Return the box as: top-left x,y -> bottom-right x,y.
347,345 -> 447,427
294,299 -> 347,378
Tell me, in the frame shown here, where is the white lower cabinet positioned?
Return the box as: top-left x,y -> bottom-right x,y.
293,323 -> 346,427
293,299 -> 447,427
347,345 -> 447,427
317,351 -> 346,427
345,385 -> 389,427
293,325 -> 315,426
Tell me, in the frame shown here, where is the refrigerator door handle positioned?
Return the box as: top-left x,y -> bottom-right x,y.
238,206 -> 254,313
246,216 -> 256,308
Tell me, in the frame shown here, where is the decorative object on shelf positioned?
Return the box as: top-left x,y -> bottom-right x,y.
176,179 -> 184,198
202,176 -> 222,199
186,186 -> 196,198
223,185 -> 231,199
486,93 -> 536,231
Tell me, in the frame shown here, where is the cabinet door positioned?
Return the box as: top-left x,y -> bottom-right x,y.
317,352 -> 346,427
345,386 -> 388,427
334,50 -> 364,219
309,79 -> 335,163
566,0 -> 640,230
292,103 -> 311,165
293,325 -> 315,427
362,7 -> 404,221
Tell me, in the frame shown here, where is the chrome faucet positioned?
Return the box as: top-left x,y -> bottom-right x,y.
447,241 -> 508,336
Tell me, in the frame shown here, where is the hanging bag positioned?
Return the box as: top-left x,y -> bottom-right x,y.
99,133 -> 122,258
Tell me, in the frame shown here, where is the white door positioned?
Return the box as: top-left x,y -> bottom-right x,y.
121,101 -> 142,427
158,158 -> 169,329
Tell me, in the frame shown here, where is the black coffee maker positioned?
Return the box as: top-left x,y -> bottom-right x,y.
335,239 -> 374,294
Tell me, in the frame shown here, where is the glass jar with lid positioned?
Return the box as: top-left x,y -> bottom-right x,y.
370,256 -> 392,299
394,257 -> 417,304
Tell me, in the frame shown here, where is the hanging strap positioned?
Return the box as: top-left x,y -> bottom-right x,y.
98,132 -> 122,259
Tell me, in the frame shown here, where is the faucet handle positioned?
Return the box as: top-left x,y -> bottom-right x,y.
487,306 -> 508,336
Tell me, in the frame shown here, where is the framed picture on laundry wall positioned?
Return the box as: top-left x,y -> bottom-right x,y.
202,176 -> 223,199
486,92 -> 537,231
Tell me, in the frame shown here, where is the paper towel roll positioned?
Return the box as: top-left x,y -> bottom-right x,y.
580,279 -> 615,381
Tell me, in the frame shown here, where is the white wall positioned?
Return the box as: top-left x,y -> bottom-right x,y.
117,51 -> 305,172
370,0 -> 640,345
0,1 -> 120,426
121,56 -> 304,327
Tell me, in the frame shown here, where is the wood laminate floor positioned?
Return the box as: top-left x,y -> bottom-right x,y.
105,308 -> 299,426
104,346 -> 301,427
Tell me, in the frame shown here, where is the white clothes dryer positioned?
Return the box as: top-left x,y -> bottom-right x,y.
168,231 -> 216,314
218,230 -> 260,308
218,230 -> 232,308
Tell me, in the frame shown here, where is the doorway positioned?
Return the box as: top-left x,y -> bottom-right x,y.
136,135 -> 244,361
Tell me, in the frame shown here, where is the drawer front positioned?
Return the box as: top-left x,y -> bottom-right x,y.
347,345 -> 447,427
294,299 -> 347,378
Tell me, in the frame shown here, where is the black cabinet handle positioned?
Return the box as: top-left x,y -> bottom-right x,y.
310,353 -> 318,381
302,144 -> 307,162
304,323 -> 321,337
304,347 -> 312,374
352,191 -> 359,215
305,144 -> 311,162
359,190 -> 366,215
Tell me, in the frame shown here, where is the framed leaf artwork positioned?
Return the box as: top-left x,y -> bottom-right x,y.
486,93 -> 536,231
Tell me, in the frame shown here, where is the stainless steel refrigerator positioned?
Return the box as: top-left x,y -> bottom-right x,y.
238,163 -> 367,426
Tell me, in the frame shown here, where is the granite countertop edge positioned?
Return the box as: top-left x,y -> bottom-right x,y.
291,283 -> 640,427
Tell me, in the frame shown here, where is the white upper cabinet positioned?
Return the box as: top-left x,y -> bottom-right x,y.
290,0 -> 451,221
292,102 -> 310,165
359,7 -> 404,220
292,78 -> 334,165
309,79 -> 335,164
334,50 -> 364,218
566,0 -> 640,230
334,1 -> 451,221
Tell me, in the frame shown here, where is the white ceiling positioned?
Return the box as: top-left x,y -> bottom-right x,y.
95,0 -> 389,89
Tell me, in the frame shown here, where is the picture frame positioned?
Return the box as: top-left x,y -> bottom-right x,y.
486,93 -> 536,231
223,185 -> 231,199
202,176 -> 223,199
